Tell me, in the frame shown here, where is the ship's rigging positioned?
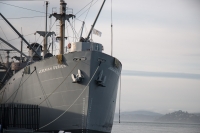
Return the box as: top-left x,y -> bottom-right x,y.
0,1 -> 122,132
0,0 -> 107,90
0,0 -> 105,63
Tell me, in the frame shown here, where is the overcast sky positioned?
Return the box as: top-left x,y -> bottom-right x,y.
0,0 -> 200,114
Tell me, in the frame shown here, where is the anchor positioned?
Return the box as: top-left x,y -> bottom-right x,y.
96,70 -> 106,87
71,69 -> 84,83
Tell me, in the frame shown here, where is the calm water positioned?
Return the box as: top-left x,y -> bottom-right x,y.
112,122 -> 200,133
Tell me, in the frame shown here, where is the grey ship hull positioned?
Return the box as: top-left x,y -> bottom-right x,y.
0,51 -> 122,133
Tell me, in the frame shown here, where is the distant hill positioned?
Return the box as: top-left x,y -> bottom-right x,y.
114,110 -> 163,122
156,110 -> 200,123
193,113 -> 200,116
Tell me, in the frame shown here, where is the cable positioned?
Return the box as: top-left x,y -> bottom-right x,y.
38,62 -> 79,106
0,26 -> 13,57
0,32 -> 34,62
75,18 -> 83,22
38,63 -> 101,130
63,0 -> 98,38
77,0 -> 99,19
66,22 -> 71,43
0,33 -> 35,43
1,0 -> 44,1
12,72 -> 24,103
35,70 -> 52,108
0,2 -> 49,14
0,16 -> 45,20
74,0 -> 98,15
0,26 -> 18,57
73,14 -> 75,42
0,26 -> 8,40
84,0 -> 94,21
3,68 -> 36,104
68,21 -> 78,41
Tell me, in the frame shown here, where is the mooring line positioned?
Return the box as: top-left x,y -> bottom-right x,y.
35,70 -> 52,108
38,62 -> 79,106
4,69 -> 36,104
38,64 -> 100,130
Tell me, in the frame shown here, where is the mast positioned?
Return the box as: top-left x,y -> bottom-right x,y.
60,0 -> 66,54
49,0 -> 75,55
44,1 -> 49,56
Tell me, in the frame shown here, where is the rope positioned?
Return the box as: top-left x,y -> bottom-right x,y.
66,22 -> 71,43
35,70 -> 52,108
0,2 -> 48,15
73,12 -> 75,42
38,62 -> 79,105
0,26 -> 8,40
3,69 -> 36,104
38,64 -> 100,130
77,0 -> 99,19
0,26 -> 18,57
11,72 -> 24,103
75,0 -> 96,15
63,0 -> 98,39
0,33 -> 35,43
0,16 -> 45,20
68,21 -> 78,41
84,0 -> 94,21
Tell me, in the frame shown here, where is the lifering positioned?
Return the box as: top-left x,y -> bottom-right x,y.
68,43 -> 71,49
